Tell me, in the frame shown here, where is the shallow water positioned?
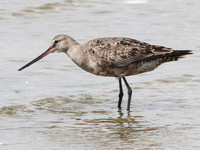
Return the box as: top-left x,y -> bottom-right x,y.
0,0 -> 200,149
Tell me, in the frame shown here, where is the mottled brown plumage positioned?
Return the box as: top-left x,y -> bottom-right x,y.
82,37 -> 191,77
18,34 -> 192,110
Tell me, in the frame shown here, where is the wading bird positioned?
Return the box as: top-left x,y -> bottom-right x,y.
18,35 -> 192,110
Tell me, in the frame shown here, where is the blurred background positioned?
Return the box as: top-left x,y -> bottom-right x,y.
0,0 -> 200,149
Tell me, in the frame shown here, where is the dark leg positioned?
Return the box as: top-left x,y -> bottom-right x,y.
122,76 -> 132,111
118,77 -> 123,109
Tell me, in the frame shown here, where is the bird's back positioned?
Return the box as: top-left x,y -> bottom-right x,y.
81,37 -> 192,77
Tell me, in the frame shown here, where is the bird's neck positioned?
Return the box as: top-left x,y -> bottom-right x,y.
66,44 -> 87,68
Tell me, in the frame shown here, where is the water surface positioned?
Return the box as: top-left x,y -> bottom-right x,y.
0,0 -> 200,149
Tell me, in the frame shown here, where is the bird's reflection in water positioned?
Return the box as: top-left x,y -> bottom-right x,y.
113,110 -> 140,140
85,110 -> 140,141
84,109 -> 159,143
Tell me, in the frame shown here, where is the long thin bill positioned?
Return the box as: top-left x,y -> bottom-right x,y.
18,47 -> 54,71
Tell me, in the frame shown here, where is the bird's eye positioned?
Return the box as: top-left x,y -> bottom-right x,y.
54,40 -> 59,44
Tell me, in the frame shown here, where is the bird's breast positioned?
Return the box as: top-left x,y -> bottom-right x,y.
72,51 -> 163,77
82,59 -> 162,77
82,59 -> 132,77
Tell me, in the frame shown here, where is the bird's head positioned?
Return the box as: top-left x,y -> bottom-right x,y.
18,34 -> 75,71
51,34 -> 72,53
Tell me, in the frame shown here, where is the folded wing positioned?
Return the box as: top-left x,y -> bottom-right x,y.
84,37 -> 175,68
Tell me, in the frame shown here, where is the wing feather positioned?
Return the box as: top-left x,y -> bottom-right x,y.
83,37 -> 173,67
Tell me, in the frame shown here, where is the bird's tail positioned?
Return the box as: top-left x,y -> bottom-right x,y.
139,50 -> 193,70
169,50 -> 193,61
157,50 -> 193,64
133,50 -> 192,75
142,50 -> 192,63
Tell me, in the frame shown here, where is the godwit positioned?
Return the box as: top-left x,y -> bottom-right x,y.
18,35 -> 192,110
